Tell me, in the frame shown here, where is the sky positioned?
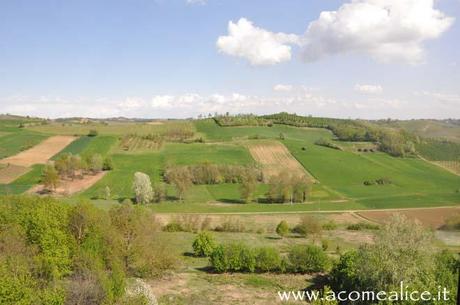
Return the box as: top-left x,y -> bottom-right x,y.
0,0 -> 459,119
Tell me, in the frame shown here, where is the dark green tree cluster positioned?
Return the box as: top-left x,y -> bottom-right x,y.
0,196 -> 178,305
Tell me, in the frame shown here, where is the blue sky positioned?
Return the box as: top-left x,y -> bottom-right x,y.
0,0 -> 459,119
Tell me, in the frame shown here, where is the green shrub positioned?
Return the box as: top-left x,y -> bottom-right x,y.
322,220 -> 337,230
162,223 -> 183,232
210,243 -> 255,273
276,220 -> 290,237
255,247 -> 281,272
103,156 -> 113,170
292,215 -> 322,238
192,232 -> 216,257
287,245 -> 330,273
321,239 -> 329,251
346,222 -> 379,231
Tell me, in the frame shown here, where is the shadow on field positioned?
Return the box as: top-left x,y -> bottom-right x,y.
217,198 -> 245,204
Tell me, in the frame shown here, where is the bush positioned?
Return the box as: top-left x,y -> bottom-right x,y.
210,243 -> 255,273
321,239 -> 329,251
276,220 -> 290,237
255,247 -> 281,272
162,223 -> 183,232
292,215 -> 322,239
287,245 -> 330,273
103,157 -> 113,171
322,220 -> 337,230
88,129 -> 98,137
192,232 -> 216,257
346,222 -> 379,231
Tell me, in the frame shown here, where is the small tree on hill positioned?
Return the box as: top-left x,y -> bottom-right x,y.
42,164 -> 59,192
132,172 -> 153,204
168,167 -> 192,201
88,154 -> 103,174
276,220 -> 290,238
239,168 -> 258,203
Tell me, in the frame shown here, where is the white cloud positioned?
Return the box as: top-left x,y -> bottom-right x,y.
273,84 -> 293,92
300,0 -> 454,64
354,84 -> 383,94
216,18 -> 300,66
217,1 -> 453,65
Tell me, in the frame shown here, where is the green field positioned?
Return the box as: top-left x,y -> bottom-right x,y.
0,130 -> 48,159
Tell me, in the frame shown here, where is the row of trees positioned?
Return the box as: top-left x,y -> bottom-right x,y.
164,163 -> 263,185
41,152 -> 113,191
0,196 -> 178,305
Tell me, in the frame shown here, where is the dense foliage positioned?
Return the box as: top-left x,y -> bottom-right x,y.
330,215 -> 458,305
0,196 -> 177,305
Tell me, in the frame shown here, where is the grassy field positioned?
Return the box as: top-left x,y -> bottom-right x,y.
0,130 -> 48,159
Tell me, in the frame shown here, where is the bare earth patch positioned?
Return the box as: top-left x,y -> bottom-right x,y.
358,207 -> 460,229
0,164 -> 31,184
28,171 -> 107,196
248,141 -> 311,181
0,135 -> 77,167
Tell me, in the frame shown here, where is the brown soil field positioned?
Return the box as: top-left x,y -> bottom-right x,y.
248,141 -> 311,181
358,207 -> 460,228
0,164 -> 30,184
0,135 -> 76,167
28,171 -> 106,196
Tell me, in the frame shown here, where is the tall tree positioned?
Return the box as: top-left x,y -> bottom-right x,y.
42,164 -> 59,192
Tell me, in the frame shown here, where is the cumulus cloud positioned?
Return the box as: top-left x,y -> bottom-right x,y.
300,0 -> 454,64
354,84 -> 383,94
217,1 -> 453,65
216,18 -> 300,66
273,84 -> 293,92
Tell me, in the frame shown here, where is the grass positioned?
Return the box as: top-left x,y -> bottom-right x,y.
0,130 -> 48,159
415,139 -> 460,161
51,136 -> 94,158
0,164 -> 44,195
285,138 -> 460,207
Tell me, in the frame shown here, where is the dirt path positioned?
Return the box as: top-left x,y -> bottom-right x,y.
0,135 -> 77,167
